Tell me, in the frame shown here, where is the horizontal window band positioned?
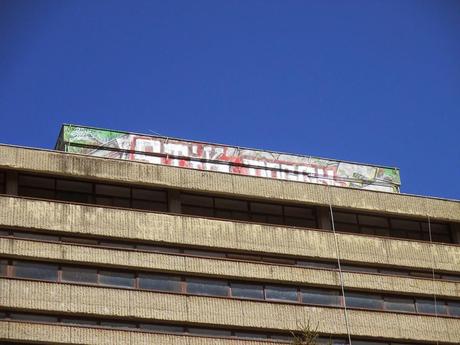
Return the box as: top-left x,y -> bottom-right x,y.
0,169 -> 454,245
0,309 -> 438,345
1,259 -> 459,319
1,229 -> 459,283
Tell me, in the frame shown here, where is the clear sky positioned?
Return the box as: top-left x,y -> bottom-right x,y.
0,0 -> 459,199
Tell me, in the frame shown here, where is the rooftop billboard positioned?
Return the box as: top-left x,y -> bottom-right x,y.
56,125 -> 401,193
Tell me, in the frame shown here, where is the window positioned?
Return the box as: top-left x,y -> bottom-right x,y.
12,231 -> 59,242
140,323 -> 184,333
0,259 -> 7,276
139,274 -> 181,292
234,331 -> 268,339
9,313 -> 58,323
100,321 -> 137,329
448,302 -> 460,317
99,270 -> 134,288
265,285 -> 298,302
230,283 -> 264,300
297,260 -> 337,270
188,327 -> 232,336
62,266 -> 98,284
186,278 -> 229,297
62,318 -> 98,325
302,289 -> 340,306
13,261 -> 58,281
416,299 -> 448,315
0,171 -> 5,193
346,293 -> 383,310
384,297 -> 415,313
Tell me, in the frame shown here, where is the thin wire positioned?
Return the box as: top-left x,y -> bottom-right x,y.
328,188 -> 353,345
427,215 -> 440,345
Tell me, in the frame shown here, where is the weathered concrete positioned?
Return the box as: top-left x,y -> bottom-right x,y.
0,144 -> 459,221
0,279 -> 459,343
0,320 -> 272,345
1,196 -> 459,273
1,237 -> 460,298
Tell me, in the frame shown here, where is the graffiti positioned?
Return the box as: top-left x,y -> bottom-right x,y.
57,125 -> 401,193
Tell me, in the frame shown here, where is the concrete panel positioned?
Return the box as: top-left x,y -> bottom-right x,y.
0,279 -> 459,343
1,196 -> 459,273
1,238 -> 460,299
0,145 -> 459,221
0,320 -> 284,345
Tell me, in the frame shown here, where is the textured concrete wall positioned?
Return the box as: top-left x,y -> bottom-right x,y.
1,144 -> 459,221
0,321 -> 270,345
2,237 -> 460,298
1,196 -> 459,273
0,279 -> 459,343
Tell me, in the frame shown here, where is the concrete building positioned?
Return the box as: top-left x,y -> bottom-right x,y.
1,124 -> 459,345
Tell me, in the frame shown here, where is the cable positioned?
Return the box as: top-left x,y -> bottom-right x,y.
328,187 -> 353,345
427,215 -> 440,345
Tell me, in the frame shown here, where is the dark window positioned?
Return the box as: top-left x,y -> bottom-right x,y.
231,283 -> 264,300
140,323 -> 184,333
188,327 -> 232,336
265,285 -> 298,302
448,302 -> 460,317
139,274 -> 181,292
358,215 -> 388,227
95,184 -> 130,198
0,172 -> 4,194
384,297 -> 415,312
183,249 -> 226,258
13,261 -> 58,281
346,293 -> 383,310
99,270 -> 134,288
0,259 -> 7,276
234,331 -> 267,339
214,198 -> 248,211
186,278 -> 229,296
61,318 -> 98,325
62,266 -> 98,284
132,188 -> 167,202
99,241 -> 135,250
56,179 -> 92,193
137,244 -> 181,254
0,229 -> 9,236
181,194 -> 214,207
416,299 -> 448,315
100,321 -> 137,329
9,313 -> 58,323
302,289 -> 340,306
297,260 -> 337,270
12,231 -> 59,242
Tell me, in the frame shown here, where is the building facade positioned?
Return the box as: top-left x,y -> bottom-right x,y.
0,125 -> 459,345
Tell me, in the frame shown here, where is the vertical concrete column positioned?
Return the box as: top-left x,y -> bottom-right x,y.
451,223 -> 460,244
317,206 -> 332,230
5,171 -> 18,195
168,190 -> 182,214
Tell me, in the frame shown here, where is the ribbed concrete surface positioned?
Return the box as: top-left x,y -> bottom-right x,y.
1,196 -> 459,273
0,321 -> 271,345
1,237 -> 460,298
0,144 -> 459,221
0,279 -> 459,343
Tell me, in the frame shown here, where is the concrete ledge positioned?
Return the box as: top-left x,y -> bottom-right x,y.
1,196 -> 459,273
1,238 -> 460,299
0,145 -> 459,221
0,320 -> 271,345
0,279 -> 459,343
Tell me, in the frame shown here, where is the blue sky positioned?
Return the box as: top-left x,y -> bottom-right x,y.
0,0 -> 459,199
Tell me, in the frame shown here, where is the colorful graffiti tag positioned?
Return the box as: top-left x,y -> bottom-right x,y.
56,125 -> 401,193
